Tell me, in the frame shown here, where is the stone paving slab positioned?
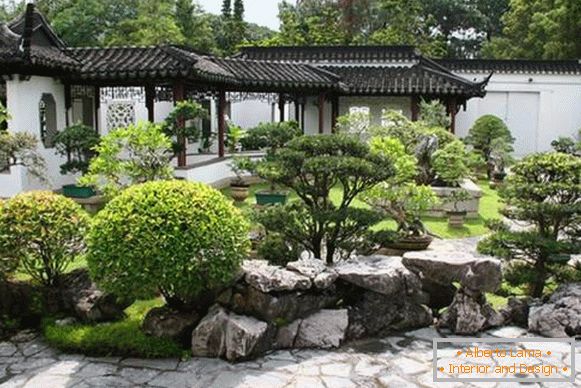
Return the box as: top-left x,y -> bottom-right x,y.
0,327 -> 578,387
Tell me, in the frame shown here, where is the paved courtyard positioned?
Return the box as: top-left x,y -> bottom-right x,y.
0,326 -> 579,388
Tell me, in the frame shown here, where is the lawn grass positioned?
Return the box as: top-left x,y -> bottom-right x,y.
222,180 -> 503,239
42,298 -> 186,358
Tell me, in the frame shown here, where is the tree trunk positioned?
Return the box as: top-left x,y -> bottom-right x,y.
530,260 -> 546,298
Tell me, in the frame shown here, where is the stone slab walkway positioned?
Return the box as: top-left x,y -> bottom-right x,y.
1,327 -> 579,388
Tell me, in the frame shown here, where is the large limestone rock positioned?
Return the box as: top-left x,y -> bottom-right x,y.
438,289 -> 503,334
275,309 -> 349,349
286,258 -> 338,290
402,251 -> 501,293
142,306 -> 201,344
59,269 -> 133,322
191,305 -> 270,361
334,256 -> 421,296
242,260 -> 311,293
529,283 -> 581,337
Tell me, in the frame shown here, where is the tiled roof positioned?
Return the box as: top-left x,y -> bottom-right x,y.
210,57 -> 347,91
437,59 -> 581,75
236,45 -> 421,64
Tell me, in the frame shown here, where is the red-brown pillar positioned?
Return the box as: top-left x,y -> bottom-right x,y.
318,93 -> 325,134
278,94 -> 285,122
448,98 -> 457,134
64,84 -> 71,127
294,99 -> 300,122
300,101 -> 306,133
93,86 -> 100,134
218,90 -> 226,158
411,95 -> 420,121
173,82 -> 186,167
331,96 -> 339,132
145,85 -> 155,123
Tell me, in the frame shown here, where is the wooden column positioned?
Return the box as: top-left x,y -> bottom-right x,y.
278,94 -> 285,122
410,95 -> 420,121
318,92 -> 325,134
300,101 -> 306,134
294,99 -> 300,122
64,84 -> 71,127
173,82 -> 186,167
145,85 -> 155,122
331,96 -> 339,132
218,90 -> 226,158
448,98 -> 457,134
93,86 -> 100,133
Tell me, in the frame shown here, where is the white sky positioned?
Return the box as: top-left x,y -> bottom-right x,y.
196,0 -> 292,31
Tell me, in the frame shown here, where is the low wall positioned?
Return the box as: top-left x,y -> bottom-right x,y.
0,166 -> 25,199
427,179 -> 483,219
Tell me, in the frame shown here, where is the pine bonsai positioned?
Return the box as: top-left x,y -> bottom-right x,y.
465,115 -> 514,178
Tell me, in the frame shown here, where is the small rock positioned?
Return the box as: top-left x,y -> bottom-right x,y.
294,309 -> 348,349
286,258 -> 327,279
499,297 -> 531,328
191,305 -> 229,358
438,289 -> 502,334
242,260 -> 312,293
224,314 -> 268,361
528,283 -> 581,337
142,306 -> 200,344
274,319 -> 301,349
334,256 -> 421,296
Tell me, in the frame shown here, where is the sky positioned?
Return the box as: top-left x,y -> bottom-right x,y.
197,0 -> 291,31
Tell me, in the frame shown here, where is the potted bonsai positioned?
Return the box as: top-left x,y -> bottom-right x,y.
240,121 -> 301,205
53,123 -> 100,198
229,156 -> 254,202
226,123 -> 245,154
445,188 -> 471,228
489,138 -> 513,187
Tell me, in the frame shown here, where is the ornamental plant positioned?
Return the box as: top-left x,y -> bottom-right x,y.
362,137 -> 438,238
52,123 -> 100,175
432,140 -> 471,186
465,115 -> 514,178
255,134 -> 394,264
161,100 -> 207,157
86,180 -> 250,310
478,152 -> 581,297
0,192 -> 89,287
79,122 -> 173,197
0,132 -> 46,182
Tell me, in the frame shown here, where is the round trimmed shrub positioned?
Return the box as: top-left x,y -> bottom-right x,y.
0,191 -> 89,286
86,180 -> 250,310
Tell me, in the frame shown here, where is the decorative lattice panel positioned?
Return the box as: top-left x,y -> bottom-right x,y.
106,102 -> 135,131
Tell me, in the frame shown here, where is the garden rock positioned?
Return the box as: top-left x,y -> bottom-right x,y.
528,283 -> 581,337
191,305 -> 270,361
286,258 -> 327,279
142,306 -> 201,344
313,271 -> 338,289
293,309 -> 349,349
402,251 -> 501,293
58,269 -> 133,323
242,260 -> 311,293
438,289 -> 503,334
223,284 -> 338,323
334,256 -> 421,296
346,290 -> 432,339
499,297 -> 531,328
0,280 -> 40,338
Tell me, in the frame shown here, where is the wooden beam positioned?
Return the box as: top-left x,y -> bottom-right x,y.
318,93 -> 325,134
331,96 -> 339,132
411,95 -> 420,121
93,86 -> 100,134
145,85 -> 155,122
278,94 -> 285,122
218,90 -> 226,158
448,97 -> 457,134
300,102 -> 305,134
64,83 -> 71,127
173,81 -> 186,167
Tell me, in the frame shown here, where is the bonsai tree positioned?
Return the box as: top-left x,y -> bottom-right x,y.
551,133 -> 581,156
86,180 -> 249,311
336,110 -> 371,140
362,137 -> 438,241
79,122 -> 173,197
255,134 -> 394,264
0,191 -> 89,287
432,140 -> 471,186
488,137 -> 514,181
228,156 -> 255,202
419,99 -> 451,129
226,123 -> 245,153
161,100 -> 207,158
53,123 -> 100,175
0,132 -> 46,182
444,188 -> 472,228
465,115 -> 514,178
478,152 -> 581,297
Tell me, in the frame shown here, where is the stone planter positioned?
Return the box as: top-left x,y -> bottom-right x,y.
447,210 -> 467,228
62,184 -> 96,199
255,191 -> 287,205
427,179 -> 482,219
230,184 -> 249,202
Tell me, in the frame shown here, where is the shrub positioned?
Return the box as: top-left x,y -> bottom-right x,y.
465,115 -> 514,178
336,111 -> 371,139
257,234 -> 300,266
239,121 -> 301,152
0,192 -> 89,286
79,122 -> 173,197
0,132 -> 46,182
432,141 -> 471,186
419,99 -> 451,128
478,152 -> 581,297
86,180 -> 250,310
362,137 -> 438,237
161,100 -> 207,157
255,134 -> 393,263
53,123 -> 100,175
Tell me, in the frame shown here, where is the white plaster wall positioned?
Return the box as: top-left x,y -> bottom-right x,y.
455,72 -> 581,157
230,99 -> 275,129
98,100 -> 174,136
0,165 -> 26,198
5,76 -> 73,193
339,96 -> 412,124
